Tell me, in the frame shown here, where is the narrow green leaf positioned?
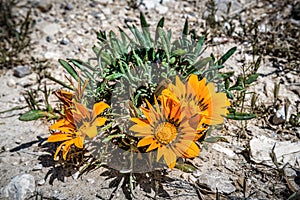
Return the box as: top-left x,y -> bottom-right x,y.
229,75 -> 243,91
182,18 -> 189,36
140,12 -> 149,28
220,71 -> 234,79
45,74 -> 73,90
155,17 -> 165,43
194,35 -> 205,56
172,49 -> 187,56
158,27 -> 170,61
254,56 -> 261,72
19,110 -> 49,121
226,112 -> 256,120
245,73 -> 259,85
204,136 -> 227,143
58,59 -> 78,81
194,57 -> 212,69
217,46 -> 237,65
175,163 -> 197,173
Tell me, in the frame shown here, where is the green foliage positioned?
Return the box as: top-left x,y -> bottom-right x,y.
56,12 -> 237,112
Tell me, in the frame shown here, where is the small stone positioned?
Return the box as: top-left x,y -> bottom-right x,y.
65,3 -> 74,10
7,78 -> 16,88
33,164 -> 43,171
0,173 -> 35,200
46,36 -> 51,42
60,38 -> 70,45
89,2 -> 96,7
37,179 -> 45,186
36,0 -> 52,12
196,171 -> 236,194
44,51 -> 61,59
155,4 -> 168,14
41,23 -> 61,36
13,65 -> 31,78
15,139 -> 22,144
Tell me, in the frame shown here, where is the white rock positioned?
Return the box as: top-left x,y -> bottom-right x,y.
155,4 -> 169,14
40,23 -> 61,36
0,173 -> 35,200
7,78 -> 16,88
250,135 -> 300,167
44,51 -> 61,60
33,163 -> 43,171
37,179 -> 46,186
212,143 -> 238,159
196,170 -> 236,194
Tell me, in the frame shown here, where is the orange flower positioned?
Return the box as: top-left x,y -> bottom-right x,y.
162,74 -> 230,126
48,101 -> 109,160
130,96 -> 201,169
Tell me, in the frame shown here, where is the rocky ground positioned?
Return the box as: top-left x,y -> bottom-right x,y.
0,0 -> 300,199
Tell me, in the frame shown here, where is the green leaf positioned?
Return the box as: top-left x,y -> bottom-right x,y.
175,163 -> 197,173
68,59 -> 94,81
194,35 -> 205,56
140,12 -> 149,28
254,55 -> 261,72
245,73 -> 259,85
220,71 -> 234,79
217,46 -> 237,65
172,49 -> 187,56
45,74 -> 73,90
158,27 -> 171,61
155,17 -> 165,43
226,112 -> 256,120
225,90 -> 234,99
204,136 -> 227,143
182,18 -> 189,36
19,110 -> 50,121
58,59 -> 78,81
229,75 -> 244,91
194,57 -> 212,69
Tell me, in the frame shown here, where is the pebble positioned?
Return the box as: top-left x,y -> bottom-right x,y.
41,23 -> 61,36
13,65 -> 31,78
46,36 -> 52,42
60,38 -> 70,45
7,78 -> 16,88
36,0 -> 53,12
155,4 -> 169,14
0,173 -> 35,199
33,164 -> 43,171
37,179 -> 45,186
65,3 -> 74,11
195,170 -> 236,194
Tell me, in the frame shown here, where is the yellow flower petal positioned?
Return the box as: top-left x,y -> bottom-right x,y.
92,102 -> 109,120
137,136 -> 154,147
130,124 -> 153,136
62,140 -> 73,160
74,136 -> 84,148
53,142 -> 64,160
47,133 -> 72,142
163,147 -> 177,169
146,141 -> 160,152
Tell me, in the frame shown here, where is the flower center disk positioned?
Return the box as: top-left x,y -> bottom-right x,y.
154,122 -> 177,144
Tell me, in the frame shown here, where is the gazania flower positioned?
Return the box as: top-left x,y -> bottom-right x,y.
48,101 -> 109,160
162,74 -> 230,126
130,96 -> 201,169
